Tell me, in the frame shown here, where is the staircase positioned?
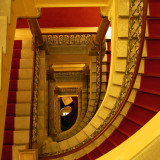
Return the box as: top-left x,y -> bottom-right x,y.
38,0 -> 160,160
2,40 -> 33,160
2,0 -> 160,160
77,0 -> 160,159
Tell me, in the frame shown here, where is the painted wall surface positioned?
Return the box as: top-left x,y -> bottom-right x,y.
16,8 -> 101,28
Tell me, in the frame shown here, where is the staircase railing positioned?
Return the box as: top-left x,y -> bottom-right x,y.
95,42 -> 103,113
39,0 -> 148,159
29,37 -> 40,148
43,32 -> 96,45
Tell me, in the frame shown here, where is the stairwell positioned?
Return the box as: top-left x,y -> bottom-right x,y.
2,0 -> 160,160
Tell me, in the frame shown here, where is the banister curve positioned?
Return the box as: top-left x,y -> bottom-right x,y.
39,0 -> 148,159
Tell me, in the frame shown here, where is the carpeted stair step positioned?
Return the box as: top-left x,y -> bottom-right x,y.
117,118 -> 142,137
98,139 -> 115,154
87,148 -> 103,160
134,91 -> 160,112
10,68 -> 32,80
140,75 -> 160,95
144,59 -> 160,76
12,59 -> 33,69
78,155 -> 90,160
6,103 -> 30,116
148,0 -> 160,17
2,39 -> 33,160
8,91 -> 31,103
146,39 -> 160,58
108,129 -> 128,146
13,49 -> 33,59
3,130 -> 29,145
148,19 -> 160,37
126,104 -> 156,126
9,80 -> 32,91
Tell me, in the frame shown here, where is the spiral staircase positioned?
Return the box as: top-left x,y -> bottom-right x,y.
1,0 -> 160,160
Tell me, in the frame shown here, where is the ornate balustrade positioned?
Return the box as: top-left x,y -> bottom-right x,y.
30,39 -> 40,148
45,33 -> 96,46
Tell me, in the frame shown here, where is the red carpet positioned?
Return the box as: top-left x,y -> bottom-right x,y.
146,39 -> 160,58
2,40 -> 22,160
78,155 -> 90,160
2,146 -> 12,160
126,104 -> 156,126
134,91 -> 160,112
108,130 -> 128,146
148,0 -> 160,17
117,118 -> 141,137
140,76 -> 160,94
144,59 -> 160,76
98,139 -> 115,154
148,20 -> 160,38
6,104 -> 16,116
88,148 -> 102,159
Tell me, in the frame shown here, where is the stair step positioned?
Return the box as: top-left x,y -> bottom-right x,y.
75,131 -> 88,143
78,155 -> 90,160
126,104 -> 156,126
13,49 -> 33,59
14,117 -> 30,130
134,91 -> 160,112
15,103 -> 31,116
10,68 -> 32,80
87,148 -> 103,160
98,138 -> 115,154
67,136 -> 79,148
117,117 -> 142,137
9,79 -> 32,91
90,115 -> 104,129
108,129 -> 128,146
14,130 -> 29,145
144,59 -> 160,76
59,140 -> 70,150
97,106 -> 111,120
148,19 -> 160,38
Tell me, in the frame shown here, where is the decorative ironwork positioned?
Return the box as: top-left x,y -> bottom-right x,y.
31,45 -> 40,145
39,0 -> 147,157
94,48 -> 102,111
47,34 -> 95,45
54,71 -> 83,82
58,88 -> 79,95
